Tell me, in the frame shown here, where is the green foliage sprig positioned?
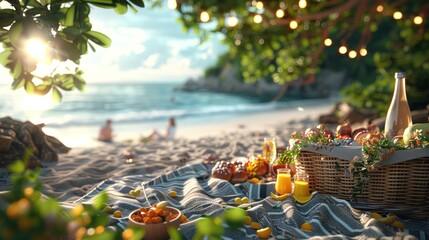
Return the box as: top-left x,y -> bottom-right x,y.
0,159 -> 145,240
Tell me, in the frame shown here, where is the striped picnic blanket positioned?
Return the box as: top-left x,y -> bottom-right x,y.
75,163 -> 429,239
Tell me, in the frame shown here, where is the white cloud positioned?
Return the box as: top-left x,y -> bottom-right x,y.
143,53 -> 160,68
78,6 -> 227,83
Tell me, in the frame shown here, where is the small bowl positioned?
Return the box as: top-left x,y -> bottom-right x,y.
128,206 -> 182,240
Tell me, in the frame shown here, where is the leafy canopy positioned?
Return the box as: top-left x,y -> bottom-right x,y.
162,0 -> 428,113
0,0 -> 145,102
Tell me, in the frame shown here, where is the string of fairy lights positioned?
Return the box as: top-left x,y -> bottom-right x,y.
166,0 -> 425,59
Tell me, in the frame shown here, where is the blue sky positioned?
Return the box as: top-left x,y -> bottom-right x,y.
80,6 -> 227,83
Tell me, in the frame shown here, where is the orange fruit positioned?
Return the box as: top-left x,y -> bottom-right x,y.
256,227 -> 272,239
370,212 -> 382,220
249,178 -> 261,184
301,222 -> 313,232
169,191 -> 177,197
113,210 -> 122,218
244,216 -> 252,225
250,222 -> 261,230
391,220 -> 405,229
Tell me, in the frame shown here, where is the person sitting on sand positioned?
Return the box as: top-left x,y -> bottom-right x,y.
98,119 -> 113,142
144,117 -> 176,141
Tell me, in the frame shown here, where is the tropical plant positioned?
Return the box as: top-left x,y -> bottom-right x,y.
0,0 -> 145,102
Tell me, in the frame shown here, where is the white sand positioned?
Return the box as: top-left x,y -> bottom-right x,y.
1,98 -> 336,203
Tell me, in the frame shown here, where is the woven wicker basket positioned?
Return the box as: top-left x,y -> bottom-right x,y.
299,150 -> 429,219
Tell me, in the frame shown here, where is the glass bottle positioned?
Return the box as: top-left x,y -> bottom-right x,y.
384,72 -> 413,138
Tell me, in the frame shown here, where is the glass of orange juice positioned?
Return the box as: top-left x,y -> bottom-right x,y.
275,168 -> 292,195
293,171 -> 310,197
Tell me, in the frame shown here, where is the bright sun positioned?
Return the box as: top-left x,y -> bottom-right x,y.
25,38 -> 48,62
20,93 -> 56,111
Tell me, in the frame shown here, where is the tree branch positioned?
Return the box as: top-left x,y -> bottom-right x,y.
275,0 -> 360,24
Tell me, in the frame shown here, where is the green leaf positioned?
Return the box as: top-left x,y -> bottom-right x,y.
26,0 -> 44,8
0,49 -> 12,66
84,31 -> 111,48
8,20 -> 23,47
64,3 -> 76,27
35,82 -> 52,95
0,28 -> 9,41
114,2 -> 128,14
0,9 -> 16,27
76,37 -> 88,54
73,74 -> 86,91
53,36 -> 81,62
88,41 -> 96,52
51,87 -> 62,102
82,0 -> 114,5
63,27 -> 82,38
25,80 -> 37,94
12,59 -> 23,79
8,160 -> 25,174
128,0 -> 145,8
11,76 -> 25,90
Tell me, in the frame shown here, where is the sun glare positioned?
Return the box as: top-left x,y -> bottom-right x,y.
20,93 -> 56,111
25,39 -> 48,62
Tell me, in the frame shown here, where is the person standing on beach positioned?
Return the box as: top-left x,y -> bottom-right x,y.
98,119 -> 113,142
145,117 -> 176,140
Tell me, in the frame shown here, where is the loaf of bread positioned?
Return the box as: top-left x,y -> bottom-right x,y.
211,160 -> 248,183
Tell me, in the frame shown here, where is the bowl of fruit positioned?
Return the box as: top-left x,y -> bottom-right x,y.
128,201 -> 182,240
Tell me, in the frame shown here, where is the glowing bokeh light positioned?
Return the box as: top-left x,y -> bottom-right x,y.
25,38 -> 47,61
348,50 -> 357,58
414,16 -> 423,25
298,0 -> 307,9
276,9 -> 285,18
324,38 -> 332,46
254,14 -> 263,24
256,1 -> 264,10
226,16 -> 239,27
359,48 -> 368,56
376,5 -> 384,12
339,46 -> 347,54
200,11 -> 210,22
167,0 -> 177,9
289,20 -> 298,29
393,11 -> 402,20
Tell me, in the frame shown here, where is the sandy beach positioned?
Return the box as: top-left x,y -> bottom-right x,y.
1,98 -> 428,239
2,99 -> 334,203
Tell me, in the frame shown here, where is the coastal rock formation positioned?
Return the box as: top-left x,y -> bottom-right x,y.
180,66 -> 348,99
0,117 -> 71,168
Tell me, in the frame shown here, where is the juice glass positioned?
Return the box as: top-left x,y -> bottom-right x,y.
293,171 -> 310,197
275,168 -> 292,195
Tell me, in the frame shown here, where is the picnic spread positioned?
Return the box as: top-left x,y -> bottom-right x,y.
75,157 -> 428,239
73,120 -> 429,239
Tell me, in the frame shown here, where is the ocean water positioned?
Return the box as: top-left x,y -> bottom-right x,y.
1,82 -> 295,128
